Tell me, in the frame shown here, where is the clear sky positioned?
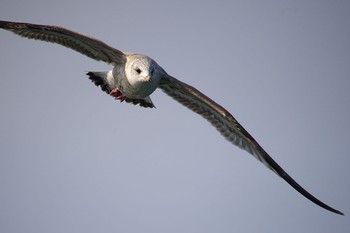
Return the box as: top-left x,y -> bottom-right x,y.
1,1 -> 349,232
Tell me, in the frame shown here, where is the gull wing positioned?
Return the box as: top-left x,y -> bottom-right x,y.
0,20 -> 125,65
159,74 -> 343,215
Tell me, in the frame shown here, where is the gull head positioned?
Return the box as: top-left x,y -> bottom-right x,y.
125,54 -> 162,98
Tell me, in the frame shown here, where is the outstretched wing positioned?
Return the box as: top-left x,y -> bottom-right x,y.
0,20 -> 125,64
159,74 -> 343,215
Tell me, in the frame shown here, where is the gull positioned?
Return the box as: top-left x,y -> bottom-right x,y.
0,20 -> 343,215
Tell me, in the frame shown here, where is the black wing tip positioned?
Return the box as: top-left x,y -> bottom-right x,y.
0,20 -> 16,25
0,20 -> 19,30
0,20 -> 37,30
333,209 -> 345,216
278,171 -> 344,216
322,206 -> 344,216
324,204 -> 344,215
0,20 -> 9,27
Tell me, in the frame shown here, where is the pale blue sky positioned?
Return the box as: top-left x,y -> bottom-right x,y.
0,1 -> 349,232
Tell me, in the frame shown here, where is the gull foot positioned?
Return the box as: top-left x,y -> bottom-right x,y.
109,88 -> 126,102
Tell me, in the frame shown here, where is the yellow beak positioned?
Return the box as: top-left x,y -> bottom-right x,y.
144,75 -> 151,83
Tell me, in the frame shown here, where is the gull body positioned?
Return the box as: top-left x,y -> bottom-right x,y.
91,53 -> 164,107
0,20 -> 343,215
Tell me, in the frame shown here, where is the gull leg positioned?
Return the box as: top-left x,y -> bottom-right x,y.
109,88 -> 126,102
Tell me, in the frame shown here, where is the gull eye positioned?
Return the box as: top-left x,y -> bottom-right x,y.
135,67 -> 142,74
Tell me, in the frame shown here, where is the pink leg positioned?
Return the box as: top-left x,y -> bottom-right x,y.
109,88 -> 126,102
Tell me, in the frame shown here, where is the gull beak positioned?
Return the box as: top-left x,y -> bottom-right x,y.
144,75 -> 152,83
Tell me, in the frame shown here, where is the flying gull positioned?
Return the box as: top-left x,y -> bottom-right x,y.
0,20 -> 343,215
